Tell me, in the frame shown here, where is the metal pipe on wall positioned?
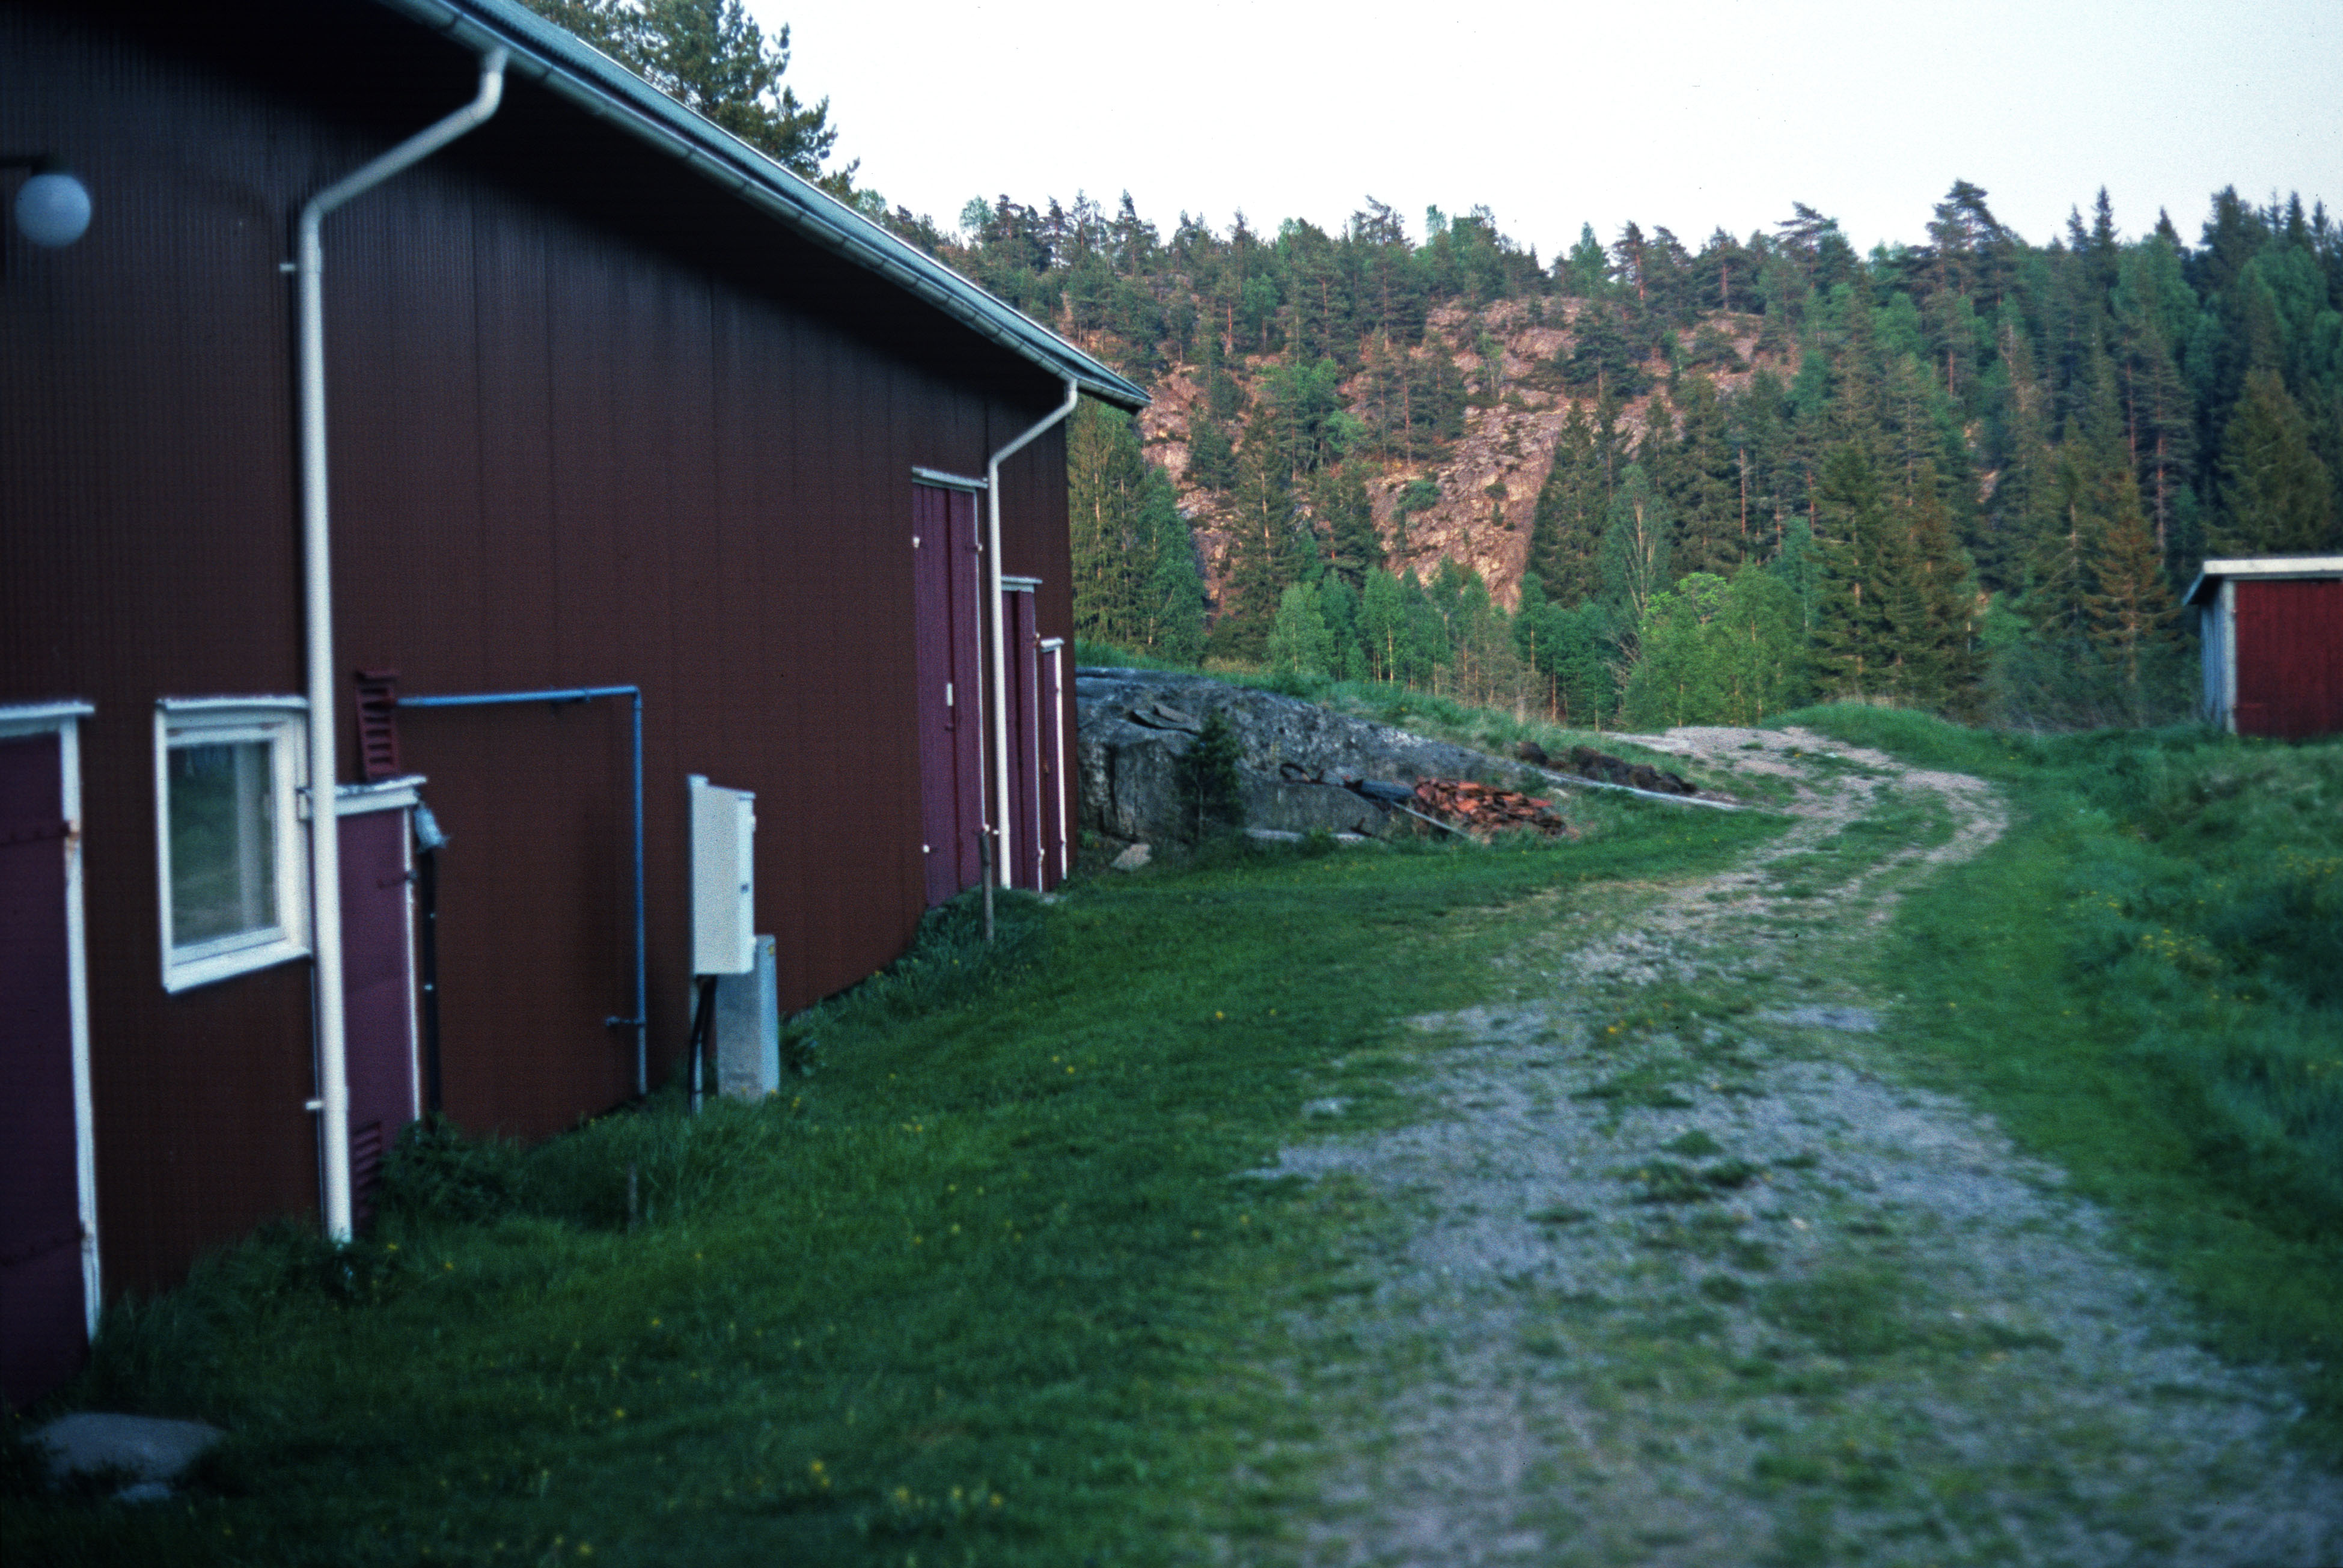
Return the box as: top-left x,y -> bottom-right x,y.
985,379 -> 1078,894
397,686 -> 648,1095
295,48 -> 506,1242
1040,636 -> 1068,882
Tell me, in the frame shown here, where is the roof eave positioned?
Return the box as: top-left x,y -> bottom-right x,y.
368,0 -> 1149,411
2186,555 -> 2343,605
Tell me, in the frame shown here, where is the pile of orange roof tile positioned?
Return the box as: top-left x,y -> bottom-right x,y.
1411,778 -> 1578,839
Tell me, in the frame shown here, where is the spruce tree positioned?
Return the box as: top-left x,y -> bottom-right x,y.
1810,445 -> 1907,699
1313,466 -> 1383,587
1665,373 -> 1743,575
1185,416 -> 1237,492
1900,474 -> 1985,712
1146,533 -> 1207,666
1068,397 -> 1155,647
2217,368 -> 2337,554
1214,410 -> 1308,660
1526,403 -> 1604,605
2085,498 -> 2183,721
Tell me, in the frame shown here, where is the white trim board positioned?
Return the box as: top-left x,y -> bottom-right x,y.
0,707 -> 102,1336
0,701 -> 96,728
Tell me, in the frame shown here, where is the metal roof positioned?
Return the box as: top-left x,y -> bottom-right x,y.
370,0 -> 1150,410
2183,555 -> 2343,605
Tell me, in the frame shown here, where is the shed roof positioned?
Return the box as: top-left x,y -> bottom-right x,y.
372,0 -> 1150,411
2183,555 -> 2343,605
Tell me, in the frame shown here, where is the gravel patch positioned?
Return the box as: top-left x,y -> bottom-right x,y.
1253,727 -> 2342,1567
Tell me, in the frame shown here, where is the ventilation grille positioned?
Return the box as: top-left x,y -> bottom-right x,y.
349,1119 -> 386,1233
354,670 -> 400,782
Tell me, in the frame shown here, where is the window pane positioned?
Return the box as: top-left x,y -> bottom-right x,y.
170,740 -> 277,947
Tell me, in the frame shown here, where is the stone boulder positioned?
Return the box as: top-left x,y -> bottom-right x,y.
1075,669 -> 1552,846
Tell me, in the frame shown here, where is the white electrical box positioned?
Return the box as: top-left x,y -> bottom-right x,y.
688,774 -> 755,975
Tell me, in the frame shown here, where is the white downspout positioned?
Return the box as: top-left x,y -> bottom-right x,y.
985,379 -> 1078,894
296,49 -> 506,1242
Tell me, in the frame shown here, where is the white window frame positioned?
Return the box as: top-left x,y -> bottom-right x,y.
154,697 -> 310,992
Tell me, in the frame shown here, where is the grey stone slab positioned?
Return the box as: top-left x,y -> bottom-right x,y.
34,1412 -> 223,1486
1075,670 -> 1543,846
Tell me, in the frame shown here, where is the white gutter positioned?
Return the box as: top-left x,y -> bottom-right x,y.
985,380 -> 1079,892
296,48 -> 506,1242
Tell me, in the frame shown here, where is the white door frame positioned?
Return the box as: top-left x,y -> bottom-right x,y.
1,701 -> 100,1337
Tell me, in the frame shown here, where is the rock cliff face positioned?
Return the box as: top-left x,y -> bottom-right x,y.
1075,668 -> 1550,846
1134,300 -> 1790,611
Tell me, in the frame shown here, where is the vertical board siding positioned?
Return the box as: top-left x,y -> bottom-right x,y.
4,0 -> 1087,1287
2234,579 -> 2343,738
0,733 -> 85,1405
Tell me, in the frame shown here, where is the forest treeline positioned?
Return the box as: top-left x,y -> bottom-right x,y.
908,185 -> 2343,728
506,1 -> 2338,727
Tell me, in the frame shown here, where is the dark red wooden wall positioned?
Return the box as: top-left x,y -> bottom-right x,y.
2,0 -> 1081,1293
2234,579 -> 2343,738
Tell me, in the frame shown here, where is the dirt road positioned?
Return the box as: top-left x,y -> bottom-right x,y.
1254,727 -> 2340,1567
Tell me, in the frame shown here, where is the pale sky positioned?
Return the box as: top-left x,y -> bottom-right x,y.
764,0 -> 2338,259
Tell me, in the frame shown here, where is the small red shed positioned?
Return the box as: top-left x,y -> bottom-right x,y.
2185,557 -> 2343,737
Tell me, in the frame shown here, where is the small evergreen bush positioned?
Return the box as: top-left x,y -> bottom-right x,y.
1175,710 -> 1245,843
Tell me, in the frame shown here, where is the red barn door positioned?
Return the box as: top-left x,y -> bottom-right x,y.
2234,579 -> 2343,737
1,727 -> 91,1408
914,485 -> 986,906
1003,585 -> 1042,890
337,803 -> 420,1231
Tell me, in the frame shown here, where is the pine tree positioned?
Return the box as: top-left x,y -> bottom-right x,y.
523,0 -> 840,177
2216,368 -> 2337,554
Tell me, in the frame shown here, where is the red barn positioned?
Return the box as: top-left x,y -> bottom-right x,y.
1,0 -> 1144,1408
2186,557 -> 2343,737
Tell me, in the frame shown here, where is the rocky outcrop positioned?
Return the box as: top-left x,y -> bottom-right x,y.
1076,668 -> 1553,846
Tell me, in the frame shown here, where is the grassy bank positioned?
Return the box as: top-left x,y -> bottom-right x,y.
1780,704 -> 2343,1454
5,798 -> 1778,1566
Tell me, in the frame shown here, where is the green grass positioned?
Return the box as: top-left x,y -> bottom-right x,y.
1776,703 -> 2343,1455
4,804 -> 1779,1566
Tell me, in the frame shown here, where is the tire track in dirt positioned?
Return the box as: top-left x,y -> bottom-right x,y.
1249,728 -> 2341,1568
